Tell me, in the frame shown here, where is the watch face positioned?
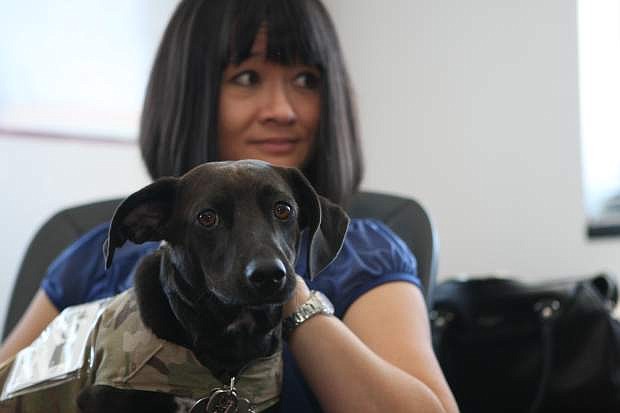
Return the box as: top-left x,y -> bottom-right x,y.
282,290 -> 336,340
314,291 -> 335,315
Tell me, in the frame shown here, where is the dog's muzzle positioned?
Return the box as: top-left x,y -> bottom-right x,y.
244,258 -> 288,297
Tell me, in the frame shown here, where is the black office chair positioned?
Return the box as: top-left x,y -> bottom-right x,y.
2,191 -> 439,339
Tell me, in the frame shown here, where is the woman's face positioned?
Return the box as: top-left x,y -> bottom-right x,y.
218,29 -> 321,168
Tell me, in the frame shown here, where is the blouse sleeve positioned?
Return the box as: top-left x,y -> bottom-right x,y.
303,218 -> 421,318
41,223 -> 111,311
41,223 -> 157,311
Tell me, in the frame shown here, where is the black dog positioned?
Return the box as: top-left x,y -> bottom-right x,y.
76,160 -> 349,413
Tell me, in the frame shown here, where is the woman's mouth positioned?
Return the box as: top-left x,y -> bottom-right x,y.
249,138 -> 301,155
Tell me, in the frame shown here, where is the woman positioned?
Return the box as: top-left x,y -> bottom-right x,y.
0,1 -> 458,412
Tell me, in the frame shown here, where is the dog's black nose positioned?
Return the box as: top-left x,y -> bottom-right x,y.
245,258 -> 287,294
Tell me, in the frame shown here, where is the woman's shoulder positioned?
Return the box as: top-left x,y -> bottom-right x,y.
41,222 -> 157,310
345,218 -> 413,252
340,217 -> 417,272
307,218 -> 420,317
47,222 -> 111,269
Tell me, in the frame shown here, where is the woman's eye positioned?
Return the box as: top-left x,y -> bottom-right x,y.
232,71 -> 259,86
293,72 -> 320,90
197,210 -> 218,228
273,202 -> 292,221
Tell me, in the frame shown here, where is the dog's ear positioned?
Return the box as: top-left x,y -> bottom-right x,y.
104,177 -> 178,268
278,167 -> 350,279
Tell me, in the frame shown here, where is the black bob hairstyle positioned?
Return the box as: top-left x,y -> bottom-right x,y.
139,0 -> 363,205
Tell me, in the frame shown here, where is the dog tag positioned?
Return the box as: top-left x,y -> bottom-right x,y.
190,377 -> 256,413
191,389 -> 238,413
205,389 -> 239,413
236,397 -> 256,413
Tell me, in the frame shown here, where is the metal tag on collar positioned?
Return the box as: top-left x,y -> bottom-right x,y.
190,377 -> 256,413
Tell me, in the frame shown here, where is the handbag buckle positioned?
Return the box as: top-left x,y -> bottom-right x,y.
429,310 -> 455,328
534,299 -> 561,320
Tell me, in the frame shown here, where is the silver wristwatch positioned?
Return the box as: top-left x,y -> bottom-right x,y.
283,290 -> 334,339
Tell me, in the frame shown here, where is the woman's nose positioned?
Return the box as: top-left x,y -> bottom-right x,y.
259,82 -> 297,125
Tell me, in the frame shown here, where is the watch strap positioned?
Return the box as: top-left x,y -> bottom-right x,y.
282,290 -> 334,340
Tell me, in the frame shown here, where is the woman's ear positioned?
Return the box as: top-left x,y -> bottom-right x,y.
277,166 -> 350,279
104,177 -> 178,268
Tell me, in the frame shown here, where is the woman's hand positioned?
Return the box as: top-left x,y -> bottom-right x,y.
282,274 -> 311,319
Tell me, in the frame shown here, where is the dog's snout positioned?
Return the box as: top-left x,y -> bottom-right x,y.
245,258 -> 287,294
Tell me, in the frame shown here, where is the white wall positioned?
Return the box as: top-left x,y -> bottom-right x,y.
2,0 -> 620,337
0,0 -> 177,338
0,136 -> 150,337
323,0 -> 620,279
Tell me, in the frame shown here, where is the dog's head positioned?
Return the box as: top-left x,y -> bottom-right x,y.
104,160 -> 349,307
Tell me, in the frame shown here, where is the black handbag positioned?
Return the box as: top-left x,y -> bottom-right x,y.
431,273 -> 620,413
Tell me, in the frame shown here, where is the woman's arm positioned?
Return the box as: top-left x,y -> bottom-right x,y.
0,289 -> 59,363
284,279 -> 459,413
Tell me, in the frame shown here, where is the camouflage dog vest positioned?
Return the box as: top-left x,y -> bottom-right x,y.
0,289 -> 281,412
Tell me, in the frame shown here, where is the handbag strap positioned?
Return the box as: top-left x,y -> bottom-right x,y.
529,274 -> 617,412
430,298 -> 564,413
528,299 -> 561,413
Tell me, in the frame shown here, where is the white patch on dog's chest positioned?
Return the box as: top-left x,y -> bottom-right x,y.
225,310 -> 258,335
174,396 -> 196,412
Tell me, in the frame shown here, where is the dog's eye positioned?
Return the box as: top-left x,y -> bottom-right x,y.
273,202 -> 292,221
197,210 -> 218,228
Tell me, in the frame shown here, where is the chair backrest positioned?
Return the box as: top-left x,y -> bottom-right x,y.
2,191 -> 438,339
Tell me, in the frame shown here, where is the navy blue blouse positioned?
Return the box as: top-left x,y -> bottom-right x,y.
41,218 -> 420,412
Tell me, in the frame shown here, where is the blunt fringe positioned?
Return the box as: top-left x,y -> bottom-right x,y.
139,0 -> 363,204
